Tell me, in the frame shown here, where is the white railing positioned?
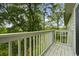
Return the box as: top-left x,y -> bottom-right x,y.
55,30 -> 69,45
0,30 -> 70,56
0,30 -> 54,56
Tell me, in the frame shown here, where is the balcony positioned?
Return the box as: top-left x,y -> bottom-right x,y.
0,30 -> 76,56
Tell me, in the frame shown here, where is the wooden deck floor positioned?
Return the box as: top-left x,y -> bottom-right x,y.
44,43 -> 76,56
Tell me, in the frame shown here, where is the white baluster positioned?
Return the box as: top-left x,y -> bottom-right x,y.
39,35 -> 41,56
33,36 -> 35,56
40,34 -> 42,54
8,41 -> 12,56
18,40 -> 21,56
60,32 -> 61,43
65,32 -> 67,44
24,38 -> 27,56
55,31 -> 56,43
43,34 -> 44,52
29,37 -> 32,56
36,36 -> 37,56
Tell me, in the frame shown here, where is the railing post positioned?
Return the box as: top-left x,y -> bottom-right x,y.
18,40 -> 21,56
44,33 -> 46,50
42,34 -> 44,53
40,34 -> 41,55
36,35 -> 38,56
33,36 -> 35,56
24,38 -> 27,56
8,41 -> 12,56
67,31 -> 69,45
65,32 -> 66,43
61,31 -> 63,43
43,33 -> 45,52
64,32 -> 66,43
39,34 -> 41,56
41,34 -> 42,54
55,31 -> 56,43
49,31 -> 53,45
60,32 -> 61,43
29,37 -> 32,56
48,33 -> 51,46
66,32 -> 67,44
52,31 -> 54,44
47,33 -> 49,47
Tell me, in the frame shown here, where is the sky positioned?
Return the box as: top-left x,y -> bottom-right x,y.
45,3 -> 64,27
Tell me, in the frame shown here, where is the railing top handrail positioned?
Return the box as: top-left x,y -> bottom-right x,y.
0,30 -> 55,43
0,29 -> 68,36
0,30 -> 54,36
0,29 -> 68,43
55,30 -> 68,32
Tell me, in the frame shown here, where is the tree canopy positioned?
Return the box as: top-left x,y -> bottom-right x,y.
0,3 -> 65,34
0,3 -> 44,33
0,3 -> 65,56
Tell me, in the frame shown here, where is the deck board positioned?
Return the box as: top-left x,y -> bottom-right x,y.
44,43 -> 76,56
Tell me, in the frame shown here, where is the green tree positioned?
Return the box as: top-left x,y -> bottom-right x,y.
51,3 -> 64,29
0,3 -> 43,56
0,3 -> 43,32
45,3 -> 64,30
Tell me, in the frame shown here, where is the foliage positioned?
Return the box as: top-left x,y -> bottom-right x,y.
0,3 -> 43,33
25,3 -> 43,31
0,3 -> 65,56
47,3 -> 65,29
0,26 -> 7,34
0,3 -> 44,56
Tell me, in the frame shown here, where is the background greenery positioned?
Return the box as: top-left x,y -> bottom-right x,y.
0,3 -> 65,56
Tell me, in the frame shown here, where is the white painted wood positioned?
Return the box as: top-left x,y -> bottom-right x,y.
60,32 -> 61,43
52,44 -> 60,56
0,30 -> 54,44
46,33 -> 48,49
8,41 -> 12,56
44,33 -> 46,50
65,32 -> 67,44
18,40 -> 21,56
47,32 -> 49,46
29,37 -> 31,56
42,34 -> 44,52
41,34 -> 43,54
66,32 -> 67,43
67,4 -> 78,53
43,34 -> 45,52
44,43 -> 75,56
36,35 -> 38,56
49,32 -> 53,45
65,32 -> 66,44
39,35 -> 41,56
33,36 -> 35,56
57,44 -> 62,56
61,44 -> 65,56
40,34 -> 42,55
44,43 -> 55,56
55,31 -> 56,43
67,31 -> 69,45
63,44 -> 68,56
24,38 -> 27,56
0,30 -> 72,56
50,43 -> 60,56
61,32 -> 63,43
